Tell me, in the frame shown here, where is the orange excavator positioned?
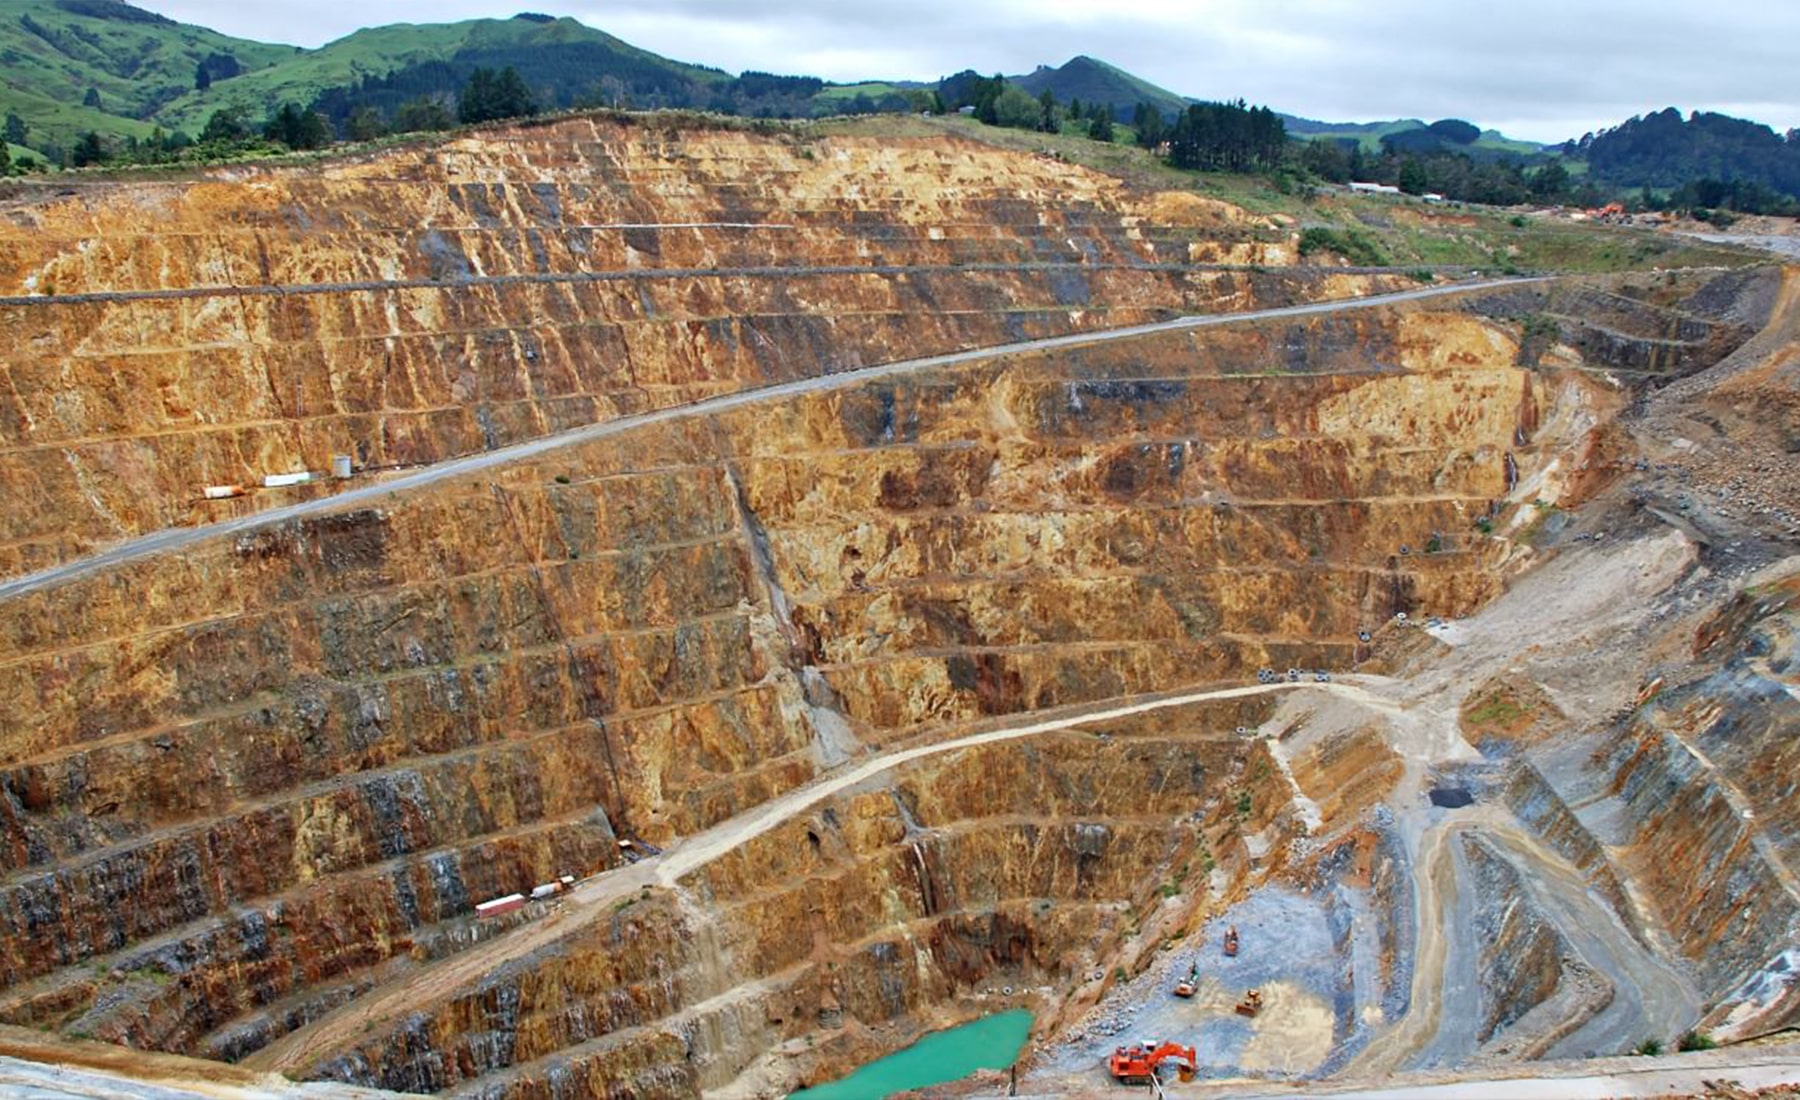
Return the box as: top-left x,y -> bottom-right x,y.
1108,1040 -> 1198,1085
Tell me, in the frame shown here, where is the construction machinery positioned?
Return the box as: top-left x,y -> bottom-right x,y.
1172,962 -> 1198,998
1222,925 -> 1239,957
1108,1040 -> 1198,1085
1235,988 -> 1264,1017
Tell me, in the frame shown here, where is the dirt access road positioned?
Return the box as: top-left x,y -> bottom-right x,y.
1215,1046 -> 1800,1099
0,277 -> 1546,604
246,677 -> 1390,1077
1350,808 -> 1700,1077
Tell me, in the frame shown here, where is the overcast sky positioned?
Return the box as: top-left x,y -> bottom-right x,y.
136,1 -> 1800,144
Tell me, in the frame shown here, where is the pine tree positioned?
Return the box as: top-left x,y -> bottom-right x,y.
1398,156 -> 1429,195
1132,102 -> 1165,149
71,131 -> 106,167
1087,106 -> 1113,143
459,69 -> 497,124
396,97 -> 454,133
461,67 -> 539,125
201,106 -> 250,144
295,109 -> 331,150
347,106 -> 386,142
493,66 -> 538,118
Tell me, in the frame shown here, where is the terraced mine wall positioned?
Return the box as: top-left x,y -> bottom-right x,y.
0,115 -> 1415,578
1463,836 -> 1576,1045
316,723 -> 1282,1095
0,111 -> 1784,1094
1478,564 -> 1800,1047
0,282 -> 1648,1095
1600,578 -> 1800,1014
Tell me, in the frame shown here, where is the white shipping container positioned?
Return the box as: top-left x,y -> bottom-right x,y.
475,893 -> 527,916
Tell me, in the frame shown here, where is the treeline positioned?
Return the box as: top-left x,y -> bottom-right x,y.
1162,100 -> 1285,172
939,73 -> 1287,173
1566,108 -> 1800,201
307,45 -> 701,134
1296,138 -> 1587,207
48,63 -> 547,170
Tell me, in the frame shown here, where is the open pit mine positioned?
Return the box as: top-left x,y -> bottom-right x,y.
0,114 -> 1797,1100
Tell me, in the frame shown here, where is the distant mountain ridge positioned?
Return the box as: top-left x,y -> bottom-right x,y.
1007,55 -> 1188,119
0,3 -> 1547,157
3,0 -> 1792,203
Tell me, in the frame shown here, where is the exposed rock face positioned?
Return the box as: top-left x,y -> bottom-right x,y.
0,285 -> 1590,1091
0,116 -> 1398,579
1604,576 -> 1800,1007
1462,835 -> 1575,1044
0,115 -> 1790,1097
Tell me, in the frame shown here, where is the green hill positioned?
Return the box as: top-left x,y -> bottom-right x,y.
1281,116 -> 1428,151
153,14 -> 728,136
0,0 -> 291,152
0,4 -> 728,157
1283,114 -> 1542,156
1008,56 -> 1188,119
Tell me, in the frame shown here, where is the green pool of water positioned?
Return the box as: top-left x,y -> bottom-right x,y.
791,1009 -> 1034,1099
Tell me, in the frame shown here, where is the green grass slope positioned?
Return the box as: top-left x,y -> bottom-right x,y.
1283,117 -> 1429,151
1472,129 -> 1544,156
1285,115 -> 1543,156
0,0 -> 290,150
151,15 -> 726,135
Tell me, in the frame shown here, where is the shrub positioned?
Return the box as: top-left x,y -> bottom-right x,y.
1634,1037 -> 1663,1057
1296,227 -> 1389,267
1677,1031 -> 1716,1052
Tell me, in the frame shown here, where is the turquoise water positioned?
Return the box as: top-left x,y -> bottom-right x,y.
792,1009 -> 1034,1099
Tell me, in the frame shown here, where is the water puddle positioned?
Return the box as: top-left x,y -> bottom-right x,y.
1429,786 -> 1474,808
792,1009 -> 1033,1099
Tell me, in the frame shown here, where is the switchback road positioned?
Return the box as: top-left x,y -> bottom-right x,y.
246,677 -> 1388,1076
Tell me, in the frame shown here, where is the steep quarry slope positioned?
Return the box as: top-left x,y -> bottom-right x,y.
0,113 -> 1406,580
0,114 -> 1793,1098
0,242 -> 1773,1097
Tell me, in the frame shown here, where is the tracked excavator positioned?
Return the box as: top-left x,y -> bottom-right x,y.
1108,1040 -> 1198,1085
